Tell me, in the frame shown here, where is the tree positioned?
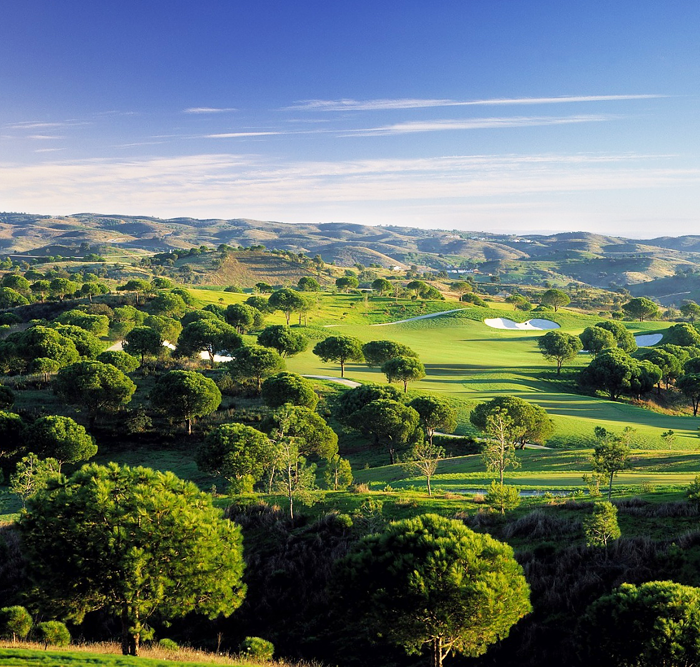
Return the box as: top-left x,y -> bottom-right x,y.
478,408 -> 522,489
486,480 -> 520,514
335,276 -> 359,292
0,287 -> 28,308
410,395 -> 458,445
661,428 -> 676,450
678,374 -> 700,416
197,423 -> 274,492
9,453 -> 61,507
30,280 -> 51,301
333,382 -> 403,426
96,350 -> 140,374
117,279 -> 152,303
56,310 -> 110,337
297,276 -> 320,292
382,355 -> 426,392
540,288 -> 570,312
261,372 -> 318,409
583,501 -> 620,548
579,348 -> 641,401
537,330 -> 582,374
333,514 -> 531,667
54,361 -> 136,427
324,455 -> 353,491
681,301 -> 700,322
357,399 -> 421,464
262,405 -> 338,460
268,288 -> 307,325
19,463 -> 245,656
150,370 -> 221,435
177,319 -> 242,366
16,326 -> 80,369
36,621 -> 71,648
579,326 -> 617,356
450,281 -> 472,295
372,278 -> 393,295
49,278 -> 78,301
28,415 -> 97,469
257,325 -> 308,357
362,340 -> 418,367
53,324 -> 102,358
149,292 -> 186,318
313,335 -> 364,378
1,274 -> 30,294
591,427 -> 631,500
578,581 -> 700,667
622,297 -> 660,322
405,440 -> 445,496
225,303 -> 258,333
0,606 -> 32,643
124,326 -> 163,364
0,385 -> 14,410
638,348 -> 681,391
665,322 -> 700,347
226,345 -> 285,392
0,411 -> 27,460
595,320 -> 637,353
470,396 -> 553,449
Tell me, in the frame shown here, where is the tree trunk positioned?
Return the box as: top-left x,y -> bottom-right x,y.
608,472 -> 614,500
426,475 -> 432,496
285,311 -> 291,325
431,638 -> 444,667
340,359 -> 345,378
403,380 -> 408,393
388,446 -> 395,465
120,609 -> 131,656
557,360 -> 562,374
186,417 -> 192,435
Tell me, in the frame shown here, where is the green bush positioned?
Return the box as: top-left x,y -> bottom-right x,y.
687,475 -> 700,502
240,636 -> 274,661
36,620 -> 71,647
0,606 -> 32,641
158,638 -> 179,651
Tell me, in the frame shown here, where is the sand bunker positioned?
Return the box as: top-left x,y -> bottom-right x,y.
484,318 -> 560,331
635,333 -> 663,347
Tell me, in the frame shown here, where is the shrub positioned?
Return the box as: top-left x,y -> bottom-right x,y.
36,620 -> 71,647
687,475 -> 700,502
158,638 -> 179,651
240,636 -> 274,661
0,605 -> 32,641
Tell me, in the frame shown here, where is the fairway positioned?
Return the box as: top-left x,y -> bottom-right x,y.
268,297 -> 700,449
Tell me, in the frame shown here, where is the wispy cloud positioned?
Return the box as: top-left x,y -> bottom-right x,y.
205,131 -> 285,138
34,148 -> 65,153
343,114 -> 615,136
2,152 -> 696,226
184,107 -> 237,114
288,94 -> 664,112
26,134 -> 64,140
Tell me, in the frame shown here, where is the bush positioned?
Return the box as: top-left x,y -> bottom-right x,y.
158,638 -> 179,651
240,636 -> 274,660
0,605 -> 32,641
687,475 -> 700,502
36,620 -> 71,647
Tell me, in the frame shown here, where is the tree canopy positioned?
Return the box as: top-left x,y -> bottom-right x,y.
177,319 -> 242,366
410,395 -> 458,444
540,289 -> 570,311
470,396 -> 553,448
622,297 -> 660,321
226,345 -> 285,392
268,289 -> 308,325
537,330 -> 582,373
382,355 -> 426,392
313,335 -> 364,378
19,463 -> 246,656
357,399 -> 421,464
54,361 -> 136,427
257,325 -> 308,357
578,581 -> 700,667
261,372 -> 318,409
28,415 -> 97,468
333,513 -> 531,667
579,326 -> 617,356
362,340 -> 418,367
150,370 -> 221,434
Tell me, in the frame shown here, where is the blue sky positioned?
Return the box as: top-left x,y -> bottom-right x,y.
1,1 -> 699,237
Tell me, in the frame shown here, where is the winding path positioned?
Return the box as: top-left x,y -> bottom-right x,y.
303,374 -> 361,388
370,308 -> 467,327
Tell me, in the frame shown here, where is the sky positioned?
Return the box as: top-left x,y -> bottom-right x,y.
1,0 -> 699,237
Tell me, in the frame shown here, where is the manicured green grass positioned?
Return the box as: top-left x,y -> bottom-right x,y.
353,448 -> 700,491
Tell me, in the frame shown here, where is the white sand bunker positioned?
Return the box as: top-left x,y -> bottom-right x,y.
484,318 -> 560,331
635,333 -> 663,347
